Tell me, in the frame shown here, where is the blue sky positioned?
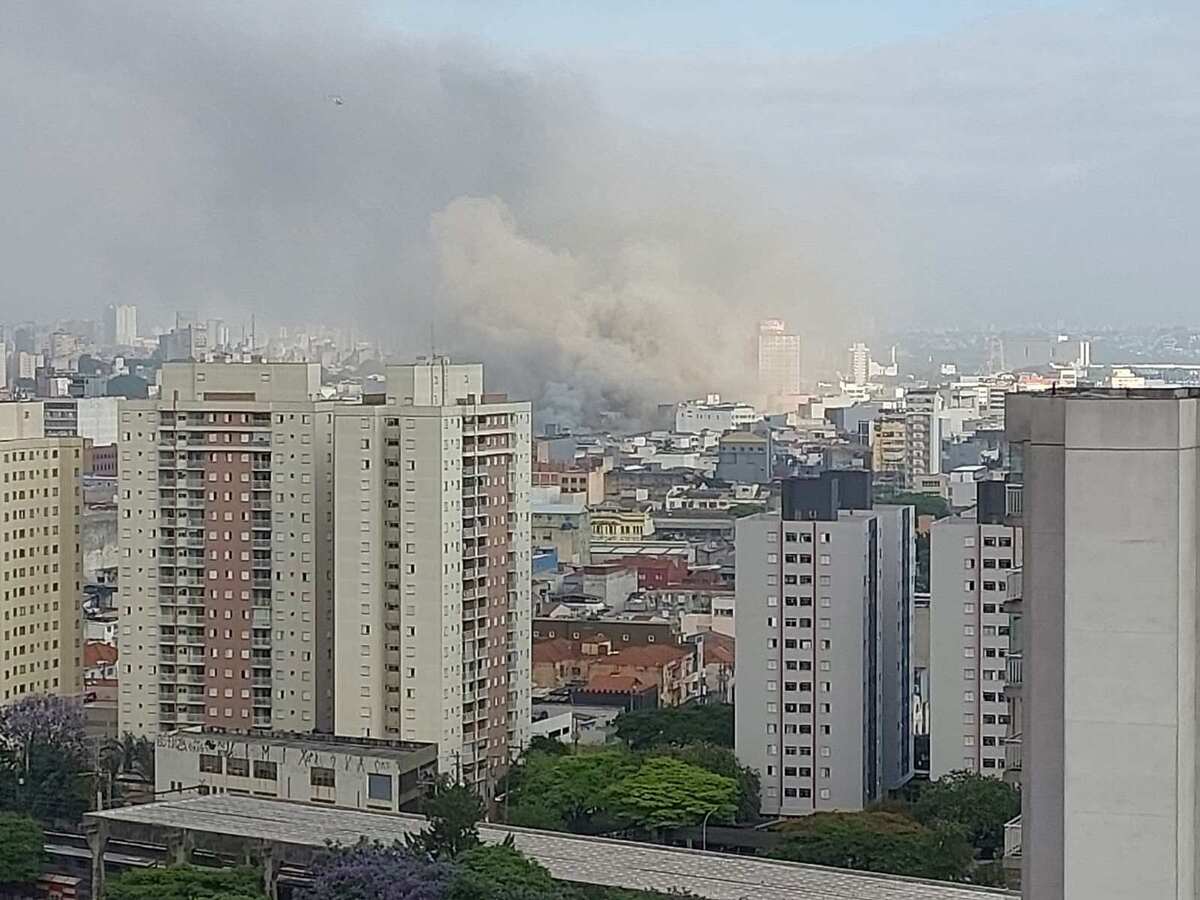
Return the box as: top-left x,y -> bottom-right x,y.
383,1 -> 1067,56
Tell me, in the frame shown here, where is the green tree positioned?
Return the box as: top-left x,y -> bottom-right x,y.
915,532 -> 930,593
506,751 -> 639,833
524,735 -> 568,757
770,811 -> 973,882
911,770 -> 1020,858
654,743 -> 759,823
878,492 -> 949,519
449,841 -> 558,899
406,777 -> 485,860
0,812 -> 43,885
106,865 -> 266,900
613,704 -> 733,751
607,757 -> 737,834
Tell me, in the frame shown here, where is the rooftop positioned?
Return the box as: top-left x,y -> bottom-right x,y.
160,727 -> 433,760
87,795 -> 1014,900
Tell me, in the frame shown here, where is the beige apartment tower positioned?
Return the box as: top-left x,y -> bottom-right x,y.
0,401 -> 84,701
116,363 -> 335,737
332,360 -> 532,787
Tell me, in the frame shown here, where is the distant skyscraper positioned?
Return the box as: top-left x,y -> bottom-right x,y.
847,342 -> 871,386
104,304 -> 138,346
757,319 -> 802,401
1008,389 -> 1200,900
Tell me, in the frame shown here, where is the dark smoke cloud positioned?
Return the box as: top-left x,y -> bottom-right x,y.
3,1 -> 866,427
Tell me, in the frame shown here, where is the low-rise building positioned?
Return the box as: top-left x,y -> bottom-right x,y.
715,432 -> 772,483
532,638 -> 697,707
155,729 -> 438,813
674,395 -> 757,434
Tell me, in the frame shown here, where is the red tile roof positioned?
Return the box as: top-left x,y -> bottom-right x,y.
84,641 -> 118,668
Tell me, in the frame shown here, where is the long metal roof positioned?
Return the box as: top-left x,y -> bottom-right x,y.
89,796 -> 1014,900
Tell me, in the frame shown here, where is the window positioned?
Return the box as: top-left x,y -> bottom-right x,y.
368,773 -> 393,803
253,761 -> 278,781
310,766 -> 336,788
227,758 -> 250,778
199,754 -> 222,774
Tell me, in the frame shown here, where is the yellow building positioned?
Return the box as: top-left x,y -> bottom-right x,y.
589,504 -> 655,541
0,402 -> 84,701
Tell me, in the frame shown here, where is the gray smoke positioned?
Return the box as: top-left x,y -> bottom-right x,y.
2,1 -> 860,428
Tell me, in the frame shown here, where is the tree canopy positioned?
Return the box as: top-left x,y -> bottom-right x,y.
107,865 -> 266,900
607,757 -> 737,833
878,491 -> 950,519
405,778 -> 486,860
505,750 -> 639,833
0,813 -> 43,885
613,704 -> 733,750
911,770 -> 1020,858
770,811 -> 974,882
302,841 -> 454,900
0,695 -> 90,823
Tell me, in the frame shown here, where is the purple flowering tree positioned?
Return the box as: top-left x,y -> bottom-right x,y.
0,694 -> 91,823
301,841 -> 454,900
0,694 -> 88,759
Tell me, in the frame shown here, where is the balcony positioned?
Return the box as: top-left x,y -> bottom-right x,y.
1005,482 -> 1023,519
1004,733 -> 1022,774
1004,815 -> 1022,860
1006,653 -> 1023,688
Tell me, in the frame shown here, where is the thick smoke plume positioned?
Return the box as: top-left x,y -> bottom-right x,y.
4,1 -> 861,428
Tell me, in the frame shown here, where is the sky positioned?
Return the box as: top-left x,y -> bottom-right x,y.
4,1 -> 1200,420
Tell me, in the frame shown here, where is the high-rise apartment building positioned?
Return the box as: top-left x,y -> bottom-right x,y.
871,412 -> 908,490
735,472 -> 914,816
0,401 -> 84,701
848,342 -> 871,386
117,362 -> 334,737
928,481 -> 1021,779
904,388 -> 943,485
1007,389 -> 1200,900
332,359 -> 532,786
757,319 -> 802,402
104,304 -> 138,347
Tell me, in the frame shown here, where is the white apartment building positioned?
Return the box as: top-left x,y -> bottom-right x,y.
848,342 -> 871,386
929,483 -> 1021,779
757,320 -> 803,403
735,472 -> 914,816
116,362 -> 335,738
332,360 -> 532,788
904,388 -> 943,485
674,395 -> 757,435
1008,389 -> 1200,900
105,304 -> 138,346
0,401 -> 84,701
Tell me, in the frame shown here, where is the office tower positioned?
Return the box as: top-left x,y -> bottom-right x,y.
117,362 -> 334,737
848,342 -> 871,386
757,319 -> 802,401
1007,389 -> 1200,900
735,472 -> 914,815
0,401 -> 84,701
904,388 -> 943,484
105,305 -> 138,347
332,359 -> 532,787
928,481 -> 1021,779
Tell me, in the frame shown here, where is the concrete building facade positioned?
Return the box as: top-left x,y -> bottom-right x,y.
735,473 -> 914,816
928,485 -> 1021,779
116,363 -> 335,738
0,408 -> 84,701
330,360 -> 532,788
1008,389 -> 1200,900
155,728 -> 437,813
905,389 -> 944,485
758,319 -> 803,401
